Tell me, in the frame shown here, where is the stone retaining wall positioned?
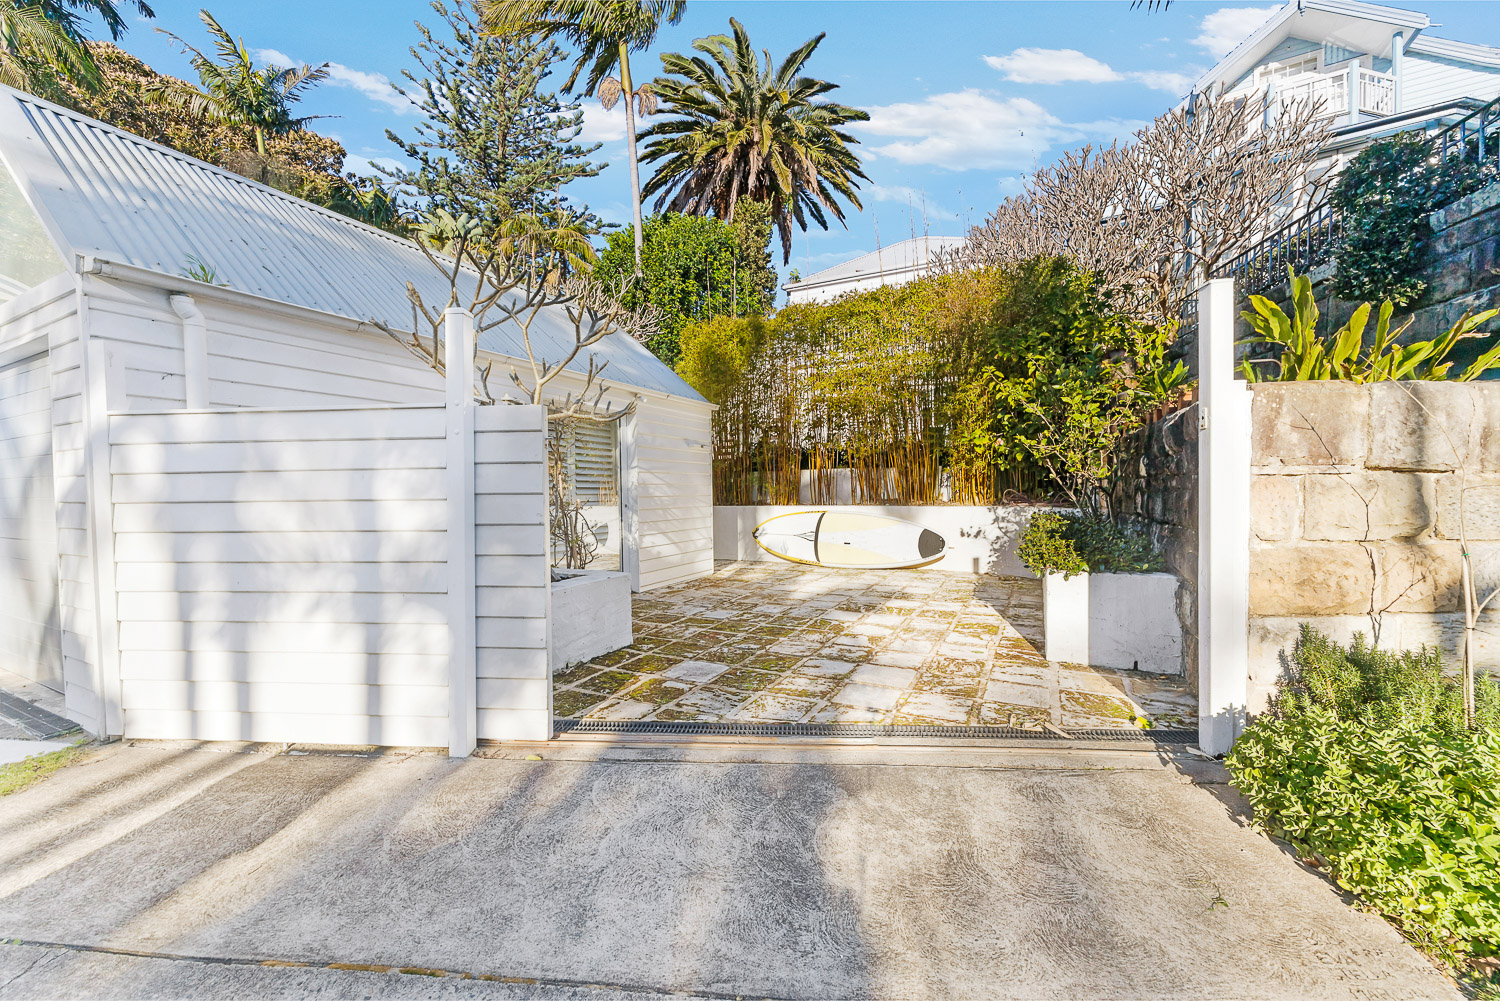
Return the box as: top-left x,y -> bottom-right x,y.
1115,405 -> 1200,687
1247,380 -> 1500,712
1233,182 -> 1500,369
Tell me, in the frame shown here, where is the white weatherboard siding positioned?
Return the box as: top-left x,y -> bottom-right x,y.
0,347 -> 60,689
1401,52 -> 1500,110
635,395 -> 714,591
475,404 -> 550,741
108,406 -> 453,745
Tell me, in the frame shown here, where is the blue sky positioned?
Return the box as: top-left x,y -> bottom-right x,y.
95,0 -> 1500,298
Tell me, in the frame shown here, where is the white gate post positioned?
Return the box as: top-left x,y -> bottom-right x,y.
1197,279 -> 1251,756
444,308 -> 477,757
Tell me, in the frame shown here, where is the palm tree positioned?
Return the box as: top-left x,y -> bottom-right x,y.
35,0 -> 155,42
639,19 -> 869,263
153,9 -> 330,157
2,0 -> 151,94
1,3 -> 94,92
479,0 -> 686,276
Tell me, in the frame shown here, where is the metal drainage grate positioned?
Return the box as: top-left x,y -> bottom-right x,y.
553,718 -> 1198,744
0,691 -> 82,740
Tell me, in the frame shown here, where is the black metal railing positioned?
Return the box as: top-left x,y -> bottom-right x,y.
1216,94 -> 1500,297
1215,202 -> 1343,296
1434,94 -> 1500,176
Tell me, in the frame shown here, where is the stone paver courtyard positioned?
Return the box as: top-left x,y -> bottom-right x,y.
556,561 -> 1196,730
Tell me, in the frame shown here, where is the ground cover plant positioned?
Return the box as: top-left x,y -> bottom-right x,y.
0,740 -> 91,797
1227,627 -> 1500,984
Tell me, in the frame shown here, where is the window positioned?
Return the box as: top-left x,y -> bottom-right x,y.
0,163 -> 65,304
1258,54 -> 1319,82
549,418 -> 623,571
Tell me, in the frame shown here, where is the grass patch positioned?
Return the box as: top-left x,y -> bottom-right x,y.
0,740 -> 91,797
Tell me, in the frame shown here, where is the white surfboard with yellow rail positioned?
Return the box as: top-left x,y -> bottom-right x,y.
752,510 -> 946,570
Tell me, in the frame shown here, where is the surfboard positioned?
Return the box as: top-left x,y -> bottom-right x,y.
752,510 -> 946,570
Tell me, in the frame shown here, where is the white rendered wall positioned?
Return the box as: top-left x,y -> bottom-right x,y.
716,505 -> 1055,577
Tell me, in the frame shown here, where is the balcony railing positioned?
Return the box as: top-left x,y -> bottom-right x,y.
1273,67 -> 1395,119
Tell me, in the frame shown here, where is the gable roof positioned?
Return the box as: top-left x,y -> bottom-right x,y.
1195,0 -> 1430,94
784,235 -> 964,296
0,85 -> 704,403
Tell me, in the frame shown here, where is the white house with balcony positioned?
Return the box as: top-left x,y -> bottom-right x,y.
1203,0 -> 1500,157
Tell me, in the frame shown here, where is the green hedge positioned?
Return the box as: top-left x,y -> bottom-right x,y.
1227,627 -> 1500,976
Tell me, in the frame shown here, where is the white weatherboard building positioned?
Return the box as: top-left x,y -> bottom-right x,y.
1203,0 -> 1500,157
0,86 -> 713,750
782,235 -> 964,305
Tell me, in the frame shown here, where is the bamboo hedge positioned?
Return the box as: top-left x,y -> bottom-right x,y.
679,266 -> 1056,506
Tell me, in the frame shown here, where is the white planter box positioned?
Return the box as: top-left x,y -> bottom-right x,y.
549,569 -> 632,671
1042,571 -> 1183,675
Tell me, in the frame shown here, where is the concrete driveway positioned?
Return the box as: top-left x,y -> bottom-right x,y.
0,739 -> 1459,1001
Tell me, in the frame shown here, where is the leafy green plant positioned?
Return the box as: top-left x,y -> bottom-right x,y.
1227,627 -> 1500,976
1017,510 -> 1165,577
1017,511 -> 1087,578
594,207 -> 777,365
179,253 -> 227,286
1240,269 -> 1500,383
1331,132 -> 1486,306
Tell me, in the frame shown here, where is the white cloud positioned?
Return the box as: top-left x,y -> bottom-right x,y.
255,48 -> 411,114
1191,6 -> 1282,59
1131,69 -> 1198,95
576,103 -> 626,145
864,184 -> 959,222
983,47 -> 1199,94
984,48 -> 1122,85
995,175 -> 1028,197
858,90 -> 1138,171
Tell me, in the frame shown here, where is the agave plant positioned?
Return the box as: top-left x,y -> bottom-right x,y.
1240,269 -> 1500,383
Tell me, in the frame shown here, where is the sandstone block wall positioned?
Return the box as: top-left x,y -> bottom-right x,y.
1247,381 -> 1500,712
1116,404 -> 1199,688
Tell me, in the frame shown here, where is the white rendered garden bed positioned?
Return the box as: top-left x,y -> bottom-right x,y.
550,569 -> 633,671
1041,571 -> 1184,675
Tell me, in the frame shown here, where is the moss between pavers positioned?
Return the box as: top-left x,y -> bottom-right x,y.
746,654 -> 804,673
654,641 -> 713,658
553,689 -> 606,717
711,668 -> 780,692
554,664 -> 601,686
650,707 -> 706,722
1061,689 -> 1136,720
625,678 -> 693,706
622,654 -> 678,674
578,669 -> 644,694
752,624 -> 801,639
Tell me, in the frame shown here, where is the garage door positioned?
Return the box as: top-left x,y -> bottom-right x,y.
0,350 -> 61,690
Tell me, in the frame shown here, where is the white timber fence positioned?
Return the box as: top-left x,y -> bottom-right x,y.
88,310 -> 550,755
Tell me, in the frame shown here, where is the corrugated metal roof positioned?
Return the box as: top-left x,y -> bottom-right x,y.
785,235 -> 964,293
0,85 -> 704,403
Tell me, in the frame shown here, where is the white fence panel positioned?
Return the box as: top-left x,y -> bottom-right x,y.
474,403 -> 550,741
108,404 -> 452,748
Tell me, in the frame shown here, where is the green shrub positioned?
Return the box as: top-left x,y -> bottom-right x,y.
1330,133 -> 1486,307
1240,269 -> 1500,383
1228,709 -> 1500,969
1227,626 -> 1500,974
1272,625 -> 1500,735
1017,511 -> 1165,577
1016,512 -> 1087,578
